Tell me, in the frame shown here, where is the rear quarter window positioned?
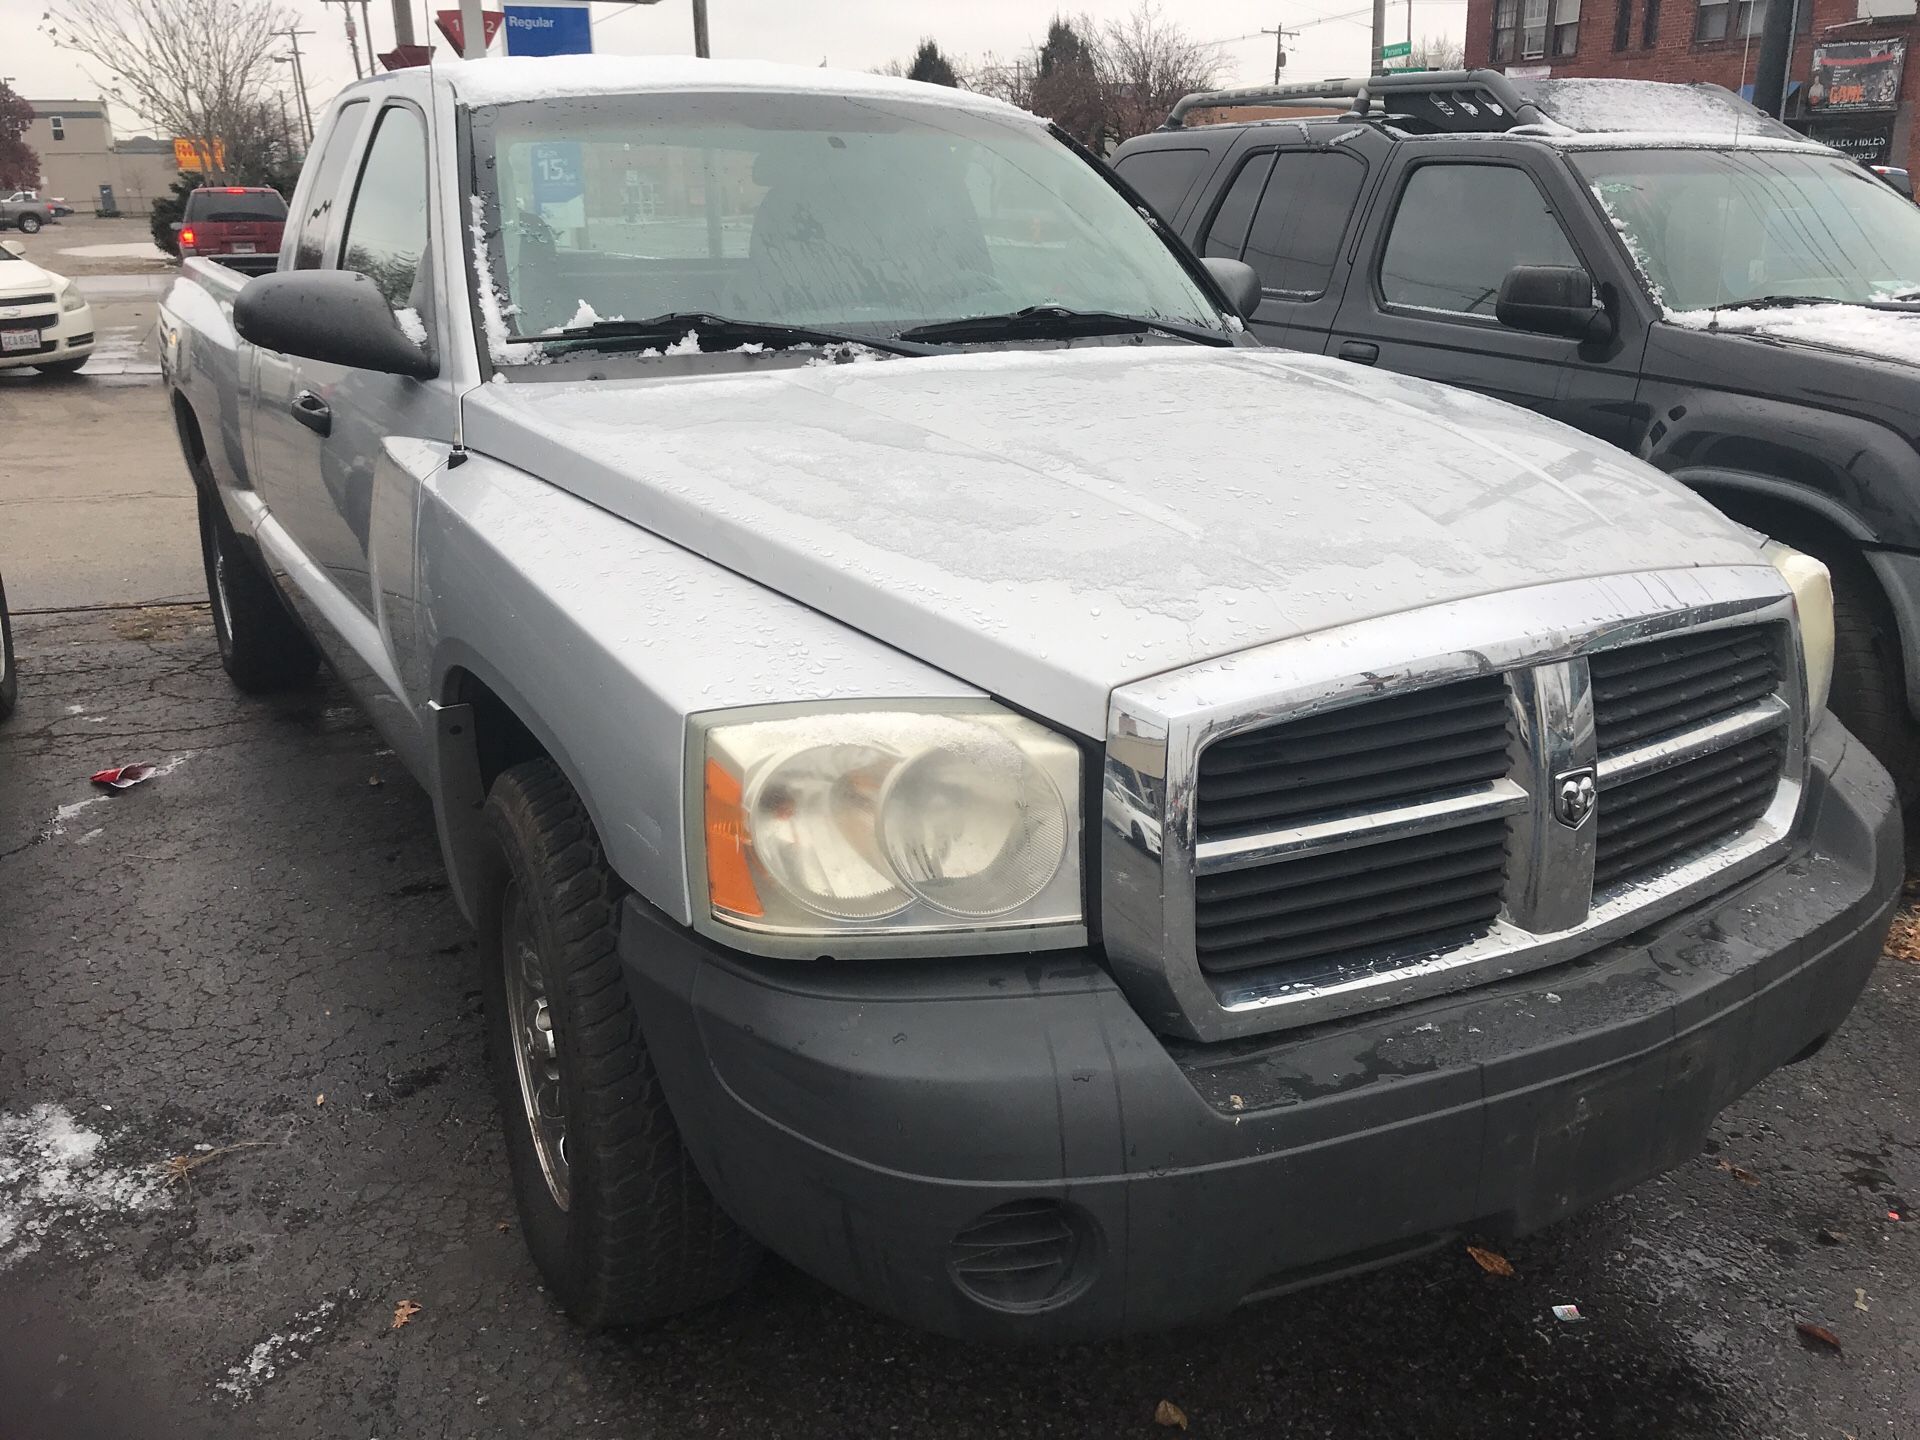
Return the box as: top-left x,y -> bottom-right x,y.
1112,147 -> 1211,221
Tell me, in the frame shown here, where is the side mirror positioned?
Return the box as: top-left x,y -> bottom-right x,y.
234,270 -> 436,380
1203,256 -> 1262,319
1495,264 -> 1615,344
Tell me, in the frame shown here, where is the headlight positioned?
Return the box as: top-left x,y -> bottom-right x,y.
1765,541 -> 1834,727
695,704 -> 1084,951
59,287 -> 85,312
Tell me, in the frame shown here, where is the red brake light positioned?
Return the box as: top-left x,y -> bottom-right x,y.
179,226 -> 196,248
223,186 -> 247,193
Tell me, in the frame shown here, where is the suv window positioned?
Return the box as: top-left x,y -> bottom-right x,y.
292,100 -> 369,269
1242,151 -> 1368,298
184,189 -> 288,223
339,105 -> 430,310
1379,163 -> 1580,317
1112,147 -> 1209,220
1202,154 -> 1275,260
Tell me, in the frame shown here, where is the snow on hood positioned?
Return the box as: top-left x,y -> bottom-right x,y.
1668,303 -> 1920,367
460,346 -> 1764,735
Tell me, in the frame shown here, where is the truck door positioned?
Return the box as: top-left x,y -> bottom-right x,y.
1194,130 -> 1383,355
1328,147 -> 1647,443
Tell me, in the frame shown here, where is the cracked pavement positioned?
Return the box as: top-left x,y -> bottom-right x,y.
2,352 -> 1919,1440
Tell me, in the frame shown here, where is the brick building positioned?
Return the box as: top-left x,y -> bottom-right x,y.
1462,0 -> 1918,170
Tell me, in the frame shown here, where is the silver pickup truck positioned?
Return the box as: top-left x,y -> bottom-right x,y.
157,56 -> 1901,1343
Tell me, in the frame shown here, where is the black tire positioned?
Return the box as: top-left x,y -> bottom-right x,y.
478,759 -> 760,1326
0,575 -> 17,724
196,487 -> 319,692
36,356 -> 87,376
1823,551 -> 1920,805
17,214 -> 41,234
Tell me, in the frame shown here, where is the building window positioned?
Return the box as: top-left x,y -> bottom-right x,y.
50,116 -> 65,141
1523,0 -> 1550,57
1694,0 -> 1790,40
1614,0 -> 1634,48
1553,0 -> 1582,54
1493,0 -> 1519,61
1643,0 -> 1661,42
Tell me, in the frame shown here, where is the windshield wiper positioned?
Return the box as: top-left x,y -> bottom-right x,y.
1711,295 -> 1835,312
896,305 -> 1228,346
507,312 -> 926,358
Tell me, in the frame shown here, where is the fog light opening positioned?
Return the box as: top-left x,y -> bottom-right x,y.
947,1197 -> 1100,1313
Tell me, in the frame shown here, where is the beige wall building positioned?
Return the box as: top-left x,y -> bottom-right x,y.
21,99 -> 180,217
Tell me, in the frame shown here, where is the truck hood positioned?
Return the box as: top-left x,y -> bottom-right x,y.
1666,304 -> 1920,370
461,346 -> 1764,737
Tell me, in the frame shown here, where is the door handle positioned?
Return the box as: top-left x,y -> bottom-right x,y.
291,389 -> 332,437
1337,341 -> 1379,365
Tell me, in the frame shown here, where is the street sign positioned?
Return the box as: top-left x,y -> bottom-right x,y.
1381,40 -> 1411,57
434,8 -> 503,52
504,0 -> 593,56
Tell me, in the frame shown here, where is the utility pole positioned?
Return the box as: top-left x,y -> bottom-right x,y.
1751,0 -> 1797,117
276,29 -> 316,145
390,0 -> 416,48
1261,21 -> 1301,82
461,0 -> 486,56
321,0 -> 365,80
359,0 -> 377,72
692,0 -> 710,57
1371,0 -> 1389,74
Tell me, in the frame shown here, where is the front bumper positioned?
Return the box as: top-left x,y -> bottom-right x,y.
623,719 -> 1901,1342
0,300 -> 93,370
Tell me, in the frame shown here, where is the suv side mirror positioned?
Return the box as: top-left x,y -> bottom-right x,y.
1495,264 -> 1615,344
234,270 -> 436,379
1203,256 -> 1262,318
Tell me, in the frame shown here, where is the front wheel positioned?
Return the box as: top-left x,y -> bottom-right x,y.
479,759 -> 760,1326
195,488 -> 318,692
16,214 -> 40,234
1826,556 -> 1920,805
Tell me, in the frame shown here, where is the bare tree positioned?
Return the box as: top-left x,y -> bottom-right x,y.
1095,4 -> 1219,145
41,0 -> 295,181
1408,34 -> 1467,69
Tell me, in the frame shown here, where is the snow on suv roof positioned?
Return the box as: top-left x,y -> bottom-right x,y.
440,53 -> 1034,120
1506,77 -> 1826,151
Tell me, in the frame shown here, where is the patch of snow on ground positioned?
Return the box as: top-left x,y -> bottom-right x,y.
215,1299 -> 339,1401
1667,303 -> 1920,366
0,1105 -> 167,1269
58,241 -> 171,261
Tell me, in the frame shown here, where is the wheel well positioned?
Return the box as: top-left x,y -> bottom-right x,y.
171,392 -> 212,491
448,669 -> 548,793
1693,489 -> 1861,574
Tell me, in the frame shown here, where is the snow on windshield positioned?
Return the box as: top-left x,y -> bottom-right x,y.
1520,78 -> 1811,143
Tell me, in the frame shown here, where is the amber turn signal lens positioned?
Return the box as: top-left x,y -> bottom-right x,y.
704,758 -> 763,918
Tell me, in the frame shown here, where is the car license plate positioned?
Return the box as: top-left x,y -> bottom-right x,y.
231,242 -> 256,254
1,328 -> 37,353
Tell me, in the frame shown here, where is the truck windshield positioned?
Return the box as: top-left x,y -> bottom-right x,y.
468,90 -> 1227,355
1576,149 -> 1920,311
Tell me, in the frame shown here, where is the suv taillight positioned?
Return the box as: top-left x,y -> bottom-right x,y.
179,226 -> 196,249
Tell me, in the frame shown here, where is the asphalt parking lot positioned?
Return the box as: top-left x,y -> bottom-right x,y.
2,270 -> 1919,1439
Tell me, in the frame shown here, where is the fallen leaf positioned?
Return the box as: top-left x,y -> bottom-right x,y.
1854,1288 -> 1869,1313
1227,1094 -> 1245,1112
495,1221 -> 511,1233
392,1299 -> 422,1329
368,775 -> 384,788
1714,1158 -> 1761,1185
1816,1227 -> 1847,1245
1153,1400 -> 1189,1431
1467,1245 -> 1515,1277
1795,1321 -> 1842,1354
315,1094 -> 326,1106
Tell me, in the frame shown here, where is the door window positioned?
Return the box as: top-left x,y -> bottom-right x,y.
1378,163 -> 1581,317
1201,154 -> 1275,260
1112,147 -> 1210,220
1241,151 -> 1368,297
291,100 -> 368,269
338,105 -> 430,311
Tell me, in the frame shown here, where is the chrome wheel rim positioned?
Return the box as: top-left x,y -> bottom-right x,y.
503,883 -> 571,1210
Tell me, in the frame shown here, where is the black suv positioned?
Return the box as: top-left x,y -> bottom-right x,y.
1113,72 -> 1920,797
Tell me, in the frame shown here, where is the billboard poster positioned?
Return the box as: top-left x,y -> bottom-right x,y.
1807,39 -> 1907,111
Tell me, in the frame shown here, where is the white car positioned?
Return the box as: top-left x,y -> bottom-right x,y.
0,239 -> 93,374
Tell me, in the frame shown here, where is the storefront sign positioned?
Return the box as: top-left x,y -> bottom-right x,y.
1807,39 -> 1907,111
1806,109 -> 1898,162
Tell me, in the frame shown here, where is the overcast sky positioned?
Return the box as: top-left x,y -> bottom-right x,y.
3,0 -> 1467,137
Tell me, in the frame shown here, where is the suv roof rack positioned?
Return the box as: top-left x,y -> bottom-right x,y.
1161,69 -> 1545,133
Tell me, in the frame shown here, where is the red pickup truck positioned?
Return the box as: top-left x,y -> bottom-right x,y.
177,187 -> 286,274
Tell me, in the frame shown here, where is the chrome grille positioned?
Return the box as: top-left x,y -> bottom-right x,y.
1196,674 -> 1513,834
1103,571 -> 1808,1043
1193,675 -> 1513,974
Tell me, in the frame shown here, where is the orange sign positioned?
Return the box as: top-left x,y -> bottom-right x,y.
172,137 -> 227,171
